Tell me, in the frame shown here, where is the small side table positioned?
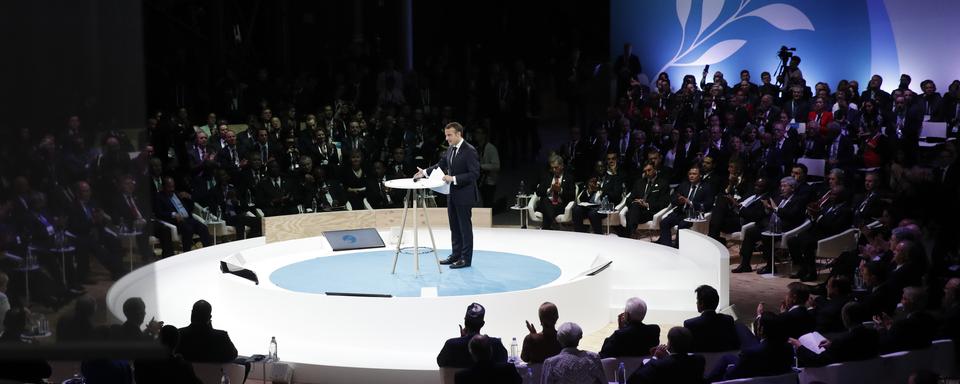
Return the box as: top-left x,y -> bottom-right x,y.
760,231 -> 783,278
118,230 -> 143,272
510,194 -> 531,229
597,209 -> 619,235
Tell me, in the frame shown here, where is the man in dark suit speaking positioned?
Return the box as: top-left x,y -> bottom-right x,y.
415,122 -> 481,269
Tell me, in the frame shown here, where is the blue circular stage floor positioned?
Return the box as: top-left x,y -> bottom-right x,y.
269,250 -> 561,297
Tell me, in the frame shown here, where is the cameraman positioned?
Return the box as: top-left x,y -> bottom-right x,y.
778,56 -> 804,91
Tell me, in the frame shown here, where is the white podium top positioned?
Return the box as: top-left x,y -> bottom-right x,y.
385,178 -> 446,190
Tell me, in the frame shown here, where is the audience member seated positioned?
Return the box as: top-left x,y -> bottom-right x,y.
708,313 -> 793,382
808,276 -> 854,334
454,334 -> 521,384
520,301 -> 561,364
657,166 -> 713,248
536,157 -> 575,230
108,297 -> 163,342
758,282 -> 816,339
540,322 -> 606,384
155,176 -> 213,252
683,285 -> 739,352
874,286 -> 938,353
627,327 -> 705,384
734,176 -> 806,274
600,297 -> 660,358
57,295 -> 101,341
134,325 -> 202,384
0,307 -> 53,383
572,152 -> 625,234
176,300 -> 238,363
437,302 -> 508,368
623,162 -> 669,236
791,302 -> 879,367
710,176 -> 769,245
787,184 -> 853,281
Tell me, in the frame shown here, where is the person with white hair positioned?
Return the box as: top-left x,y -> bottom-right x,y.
599,297 -> 660,358
733,175 -> 806,274
540,322 -> 606,384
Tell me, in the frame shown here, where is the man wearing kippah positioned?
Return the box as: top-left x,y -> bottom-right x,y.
437,303 -> 509,368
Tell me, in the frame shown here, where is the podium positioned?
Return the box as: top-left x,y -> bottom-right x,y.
384,178 -> 445,275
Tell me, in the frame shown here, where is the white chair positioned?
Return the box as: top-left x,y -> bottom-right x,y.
797,157 -> 825,182
777,220 -> 811,249
601,356 -> 647,382
439,367 -> 465,384
878,350 -> 919,384
929,339 -> 958,377
815,228 -> 859,270
191,362 -> 245,384
362,197 -> 374,210
714,371 -> 798,384
618,205 -> 671,234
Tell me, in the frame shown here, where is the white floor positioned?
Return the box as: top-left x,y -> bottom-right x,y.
107,228 -> 727,383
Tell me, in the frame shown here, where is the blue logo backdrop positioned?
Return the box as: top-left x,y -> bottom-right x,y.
611,0 -> 903,90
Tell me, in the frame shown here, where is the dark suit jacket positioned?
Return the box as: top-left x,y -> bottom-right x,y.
811,295 -> 852,334
630,174 -> 670,213
426,141 -> 481,206
537,173 -> 576,207
777,306 -> 816,339
255,177 -> 296,215
453,361 -> 522,384
724,340 -> 794,380
811,201 -> 853,238
175,324 -> 238,363
672,181 -> 714,213
683,311 -> 740,352
153,192 -> 195,224
437,334 -> 508,368
879,311 -> 939,354
628,353 -> 705,384
761,193 -> 806,232
599,322 -> 661,358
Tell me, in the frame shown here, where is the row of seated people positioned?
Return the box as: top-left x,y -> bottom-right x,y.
0,296 -> 240,384
439,270 -> 959,383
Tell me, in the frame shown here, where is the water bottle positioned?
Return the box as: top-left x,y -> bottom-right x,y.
616,361 -> 627,383
269,336 -> 278,360
311,198 -> 318,213
509,337 -> 518,363
792,345 -> 799,371
518,181 -> 526,196
219,368 -> 230,384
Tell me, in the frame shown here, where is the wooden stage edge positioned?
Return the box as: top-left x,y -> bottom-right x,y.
263,207 -> 493,243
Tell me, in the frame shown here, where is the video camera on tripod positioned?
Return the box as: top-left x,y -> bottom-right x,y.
774,45 -> 798,96
777,46 -> 796,64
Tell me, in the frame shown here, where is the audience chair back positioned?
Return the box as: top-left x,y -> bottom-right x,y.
712,371 -> 798,384
799,354 -> 887,383
191,362 -> 245,384
797,158 -> 825,182
601,356 -> 647,382
815,228 -> 859,269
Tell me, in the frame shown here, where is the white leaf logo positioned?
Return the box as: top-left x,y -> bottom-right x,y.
699,0 -> 725,35
743,3 -> 815,31
676,0 -> 692,32
679,39 -> 747,66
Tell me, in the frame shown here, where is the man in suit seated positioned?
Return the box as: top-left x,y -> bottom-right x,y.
733,176 -> 806,274
875,286 -> 939,354
68,180 -> 123,281
155,177 -> 212,252
787,185 -> 854,281
176,300 -> 238,363
628,327 -> 705,384
792,302 -> 879,367
707,162 -> 757,245
535,157 -> 575,230
623,162 -> 670,237
255,161 -> 297,216
437,303 -> 508,368
657,166 -> 713,248
540,322 -> 607,384
572,152 -> 625,234
365,160 -> 404,209
454,334 -> 522,384
683,285 -> 739,352
600,297 -> 660,358
759,282 -> 816,339
708,313 -> 793,381
809,275 -> 854,334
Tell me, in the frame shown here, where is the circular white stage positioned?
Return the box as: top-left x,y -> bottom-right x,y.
107,228 -> 728,383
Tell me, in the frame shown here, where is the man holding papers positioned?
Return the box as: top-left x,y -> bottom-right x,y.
414,122 -> 481,269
